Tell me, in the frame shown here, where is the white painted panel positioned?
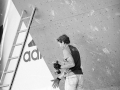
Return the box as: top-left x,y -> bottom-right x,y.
1,0 -> 20,67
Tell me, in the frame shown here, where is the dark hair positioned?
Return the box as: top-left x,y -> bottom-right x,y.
57,34 -> 70,44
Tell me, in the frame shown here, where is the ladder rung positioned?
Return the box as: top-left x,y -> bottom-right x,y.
9,56 -> 19,60
0,84 -> 9,88
22,17 -> 30,20
4,70 -> 14,74
18,29 -> 27,33
13,42 -> 23,47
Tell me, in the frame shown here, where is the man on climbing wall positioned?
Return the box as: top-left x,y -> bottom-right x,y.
51,34 -> 84,90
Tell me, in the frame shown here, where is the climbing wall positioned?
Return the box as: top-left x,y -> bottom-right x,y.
12,0 -> 120,90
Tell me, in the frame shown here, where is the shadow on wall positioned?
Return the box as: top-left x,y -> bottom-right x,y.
0,25 -> 3,44
0,25 -> 3,78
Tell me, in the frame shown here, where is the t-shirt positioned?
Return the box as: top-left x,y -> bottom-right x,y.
68,45 -> 83,74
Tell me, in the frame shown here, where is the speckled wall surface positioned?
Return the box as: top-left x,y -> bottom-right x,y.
12,0 -> 120,90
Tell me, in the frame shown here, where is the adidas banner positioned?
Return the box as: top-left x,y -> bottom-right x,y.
12,33 -> 60,90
